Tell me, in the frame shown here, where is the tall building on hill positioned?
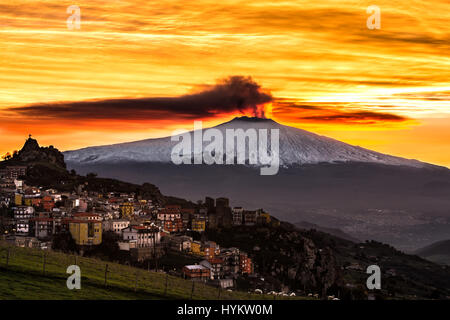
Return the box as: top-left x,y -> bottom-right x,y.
208,197 -> 232,229
205,197 -> 215,211
69,220 -> 102,245
215,197 -> 229,208
232,207 -> 243,225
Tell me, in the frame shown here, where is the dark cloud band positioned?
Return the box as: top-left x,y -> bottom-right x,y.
6,75 -> 408,125
7,76 -> 272,120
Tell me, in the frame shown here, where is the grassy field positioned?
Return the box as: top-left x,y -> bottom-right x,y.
0,241 -> 301,300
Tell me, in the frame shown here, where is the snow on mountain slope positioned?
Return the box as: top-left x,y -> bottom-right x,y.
64,116 -> 430,168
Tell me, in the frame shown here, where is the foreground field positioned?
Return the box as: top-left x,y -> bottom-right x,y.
0,242 -> 300,300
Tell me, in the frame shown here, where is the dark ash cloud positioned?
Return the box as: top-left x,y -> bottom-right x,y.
273,100 -> 323,111
7,76 -> 272,120
296,111 -> 407,123
272,100 -> 408,124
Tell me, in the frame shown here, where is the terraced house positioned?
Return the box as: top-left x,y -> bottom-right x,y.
69,220 -> 102,245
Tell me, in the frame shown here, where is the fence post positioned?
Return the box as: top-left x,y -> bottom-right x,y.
6,247 -> 10,267
164,273 -> 168,296
134,272 -> 139,292
42,251 -> 46,275
190,281 -> 195,300
104,264 -> 109,287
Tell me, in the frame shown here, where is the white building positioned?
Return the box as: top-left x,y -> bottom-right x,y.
122,225 -> 161,248
14,206 -> 34,219
157,211 -> 181,222
14,206 -> 35,235
14,179 -> 24,191
232,207 -> 243,225
103,219 -> 130,234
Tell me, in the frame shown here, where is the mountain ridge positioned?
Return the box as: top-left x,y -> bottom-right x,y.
415,240 -> 450,265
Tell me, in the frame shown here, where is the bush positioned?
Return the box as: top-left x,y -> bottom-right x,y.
52,232 -> 78,254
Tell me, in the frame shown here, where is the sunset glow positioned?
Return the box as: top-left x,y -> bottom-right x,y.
1,0 -> 449,166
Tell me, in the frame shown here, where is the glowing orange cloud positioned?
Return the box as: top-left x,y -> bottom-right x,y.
0,1 -> 449,167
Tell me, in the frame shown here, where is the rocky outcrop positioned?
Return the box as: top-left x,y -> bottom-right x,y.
267,232 -> 342,296
207,225 -> 344,297
16,137 -> 66,169
288,239 -> 341,296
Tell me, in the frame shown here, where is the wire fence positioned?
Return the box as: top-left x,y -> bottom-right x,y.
0,241 -> 276,300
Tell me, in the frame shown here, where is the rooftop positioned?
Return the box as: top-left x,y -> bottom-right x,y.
74,213 -> 100,217
184,265 -> 208,270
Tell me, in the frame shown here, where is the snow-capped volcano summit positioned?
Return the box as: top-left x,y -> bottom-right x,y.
64,116 -> 429,168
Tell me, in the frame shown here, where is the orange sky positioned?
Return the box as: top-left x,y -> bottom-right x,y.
1,0 -> 449,166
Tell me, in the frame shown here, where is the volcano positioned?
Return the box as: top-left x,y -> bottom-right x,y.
64,116 -> 433,168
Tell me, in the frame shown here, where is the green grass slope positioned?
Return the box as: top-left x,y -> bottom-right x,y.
0,242 -> 300,300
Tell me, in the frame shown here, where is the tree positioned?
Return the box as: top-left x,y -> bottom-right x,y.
52,232 -> 78,254
86,172 -> 98,179
1,152 -> 12,161
85,231 -> 121,261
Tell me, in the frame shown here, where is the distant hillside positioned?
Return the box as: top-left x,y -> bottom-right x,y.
416,240 -> 450,265
295,221 -> 360,243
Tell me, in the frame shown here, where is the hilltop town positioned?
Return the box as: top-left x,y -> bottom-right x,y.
0,137 -> 279,292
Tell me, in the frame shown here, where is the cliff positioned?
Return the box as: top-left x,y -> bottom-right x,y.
15,136 -> 66,169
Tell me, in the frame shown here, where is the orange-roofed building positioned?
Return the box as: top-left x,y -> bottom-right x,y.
108,197 -> 120,204
166,204 -> 181,210
163,218 -> 183,233
202,241 -> 220,260
240,252 -> 253,275
181,208 -> 195,214
42,196 -> 54,211
182,265 -> 210,280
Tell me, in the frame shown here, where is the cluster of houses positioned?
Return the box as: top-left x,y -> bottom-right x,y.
0,166 -> 277,288
181,245 -> 253,288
